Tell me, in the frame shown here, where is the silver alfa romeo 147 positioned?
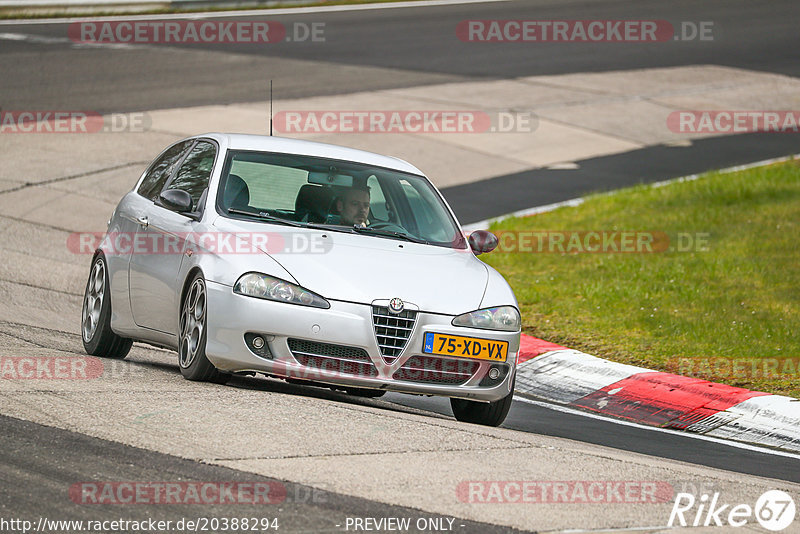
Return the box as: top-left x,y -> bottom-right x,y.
81,133 -> 520,426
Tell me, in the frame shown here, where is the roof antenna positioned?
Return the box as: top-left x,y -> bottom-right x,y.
269,80 -> 273,136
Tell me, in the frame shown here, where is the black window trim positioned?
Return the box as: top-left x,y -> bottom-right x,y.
135,139 -> 195,201
137,137 -> 220,221
161,137 -> 219,194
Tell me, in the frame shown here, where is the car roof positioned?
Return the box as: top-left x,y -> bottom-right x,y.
195,133 -> 426,176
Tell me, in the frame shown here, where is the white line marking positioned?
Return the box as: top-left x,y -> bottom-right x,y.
546,161 -> 580,170
514,396 -> 800,460
463,154 -> 799,231
0,31 -> 65,43
0,31 -> 135,48
0,0 -> 513,25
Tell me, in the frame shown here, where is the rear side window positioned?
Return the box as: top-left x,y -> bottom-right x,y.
164,141 -> 217,210
137,140 -> 193,201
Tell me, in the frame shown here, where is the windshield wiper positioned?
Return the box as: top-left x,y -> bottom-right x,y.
228,208 -> 305,227
350,226 -> 428,244
303,222 -> 356,233
227,210 -> 427,243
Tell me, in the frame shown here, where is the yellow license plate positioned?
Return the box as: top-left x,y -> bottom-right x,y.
422,333 -> 508,362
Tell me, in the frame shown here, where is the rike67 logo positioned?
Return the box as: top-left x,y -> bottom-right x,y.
669,490 -> 796,531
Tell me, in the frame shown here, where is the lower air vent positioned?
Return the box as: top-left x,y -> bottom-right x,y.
392,355 -> 480,385
288,338 -> 378,377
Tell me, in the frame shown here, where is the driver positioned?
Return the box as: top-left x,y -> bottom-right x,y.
336,186 -> 370,227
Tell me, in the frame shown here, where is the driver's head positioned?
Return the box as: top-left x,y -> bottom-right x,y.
337,187 -> 370,226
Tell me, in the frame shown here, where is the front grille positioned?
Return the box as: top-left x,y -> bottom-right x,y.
392,355 -> 480,385
372,306 -> 417,362
287,338 -> 378,377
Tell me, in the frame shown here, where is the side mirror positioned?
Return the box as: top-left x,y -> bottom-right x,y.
468,230 -> 499,255
159,189 -> 193,213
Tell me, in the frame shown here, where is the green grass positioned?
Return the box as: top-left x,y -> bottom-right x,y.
484,160 -> 800,397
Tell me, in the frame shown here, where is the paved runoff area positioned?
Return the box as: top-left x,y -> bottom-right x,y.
2,65 -> 800,532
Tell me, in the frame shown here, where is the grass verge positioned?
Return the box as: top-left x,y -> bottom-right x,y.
484,159 -> 800,397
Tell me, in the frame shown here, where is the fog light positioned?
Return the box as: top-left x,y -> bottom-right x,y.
244,333 -> 273,360
479,364 -> 508,386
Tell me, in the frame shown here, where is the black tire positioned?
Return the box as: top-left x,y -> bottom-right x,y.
178,272 -> 229,384
344,387 -> 386,398
81,254 -> 132,359
450,376 -> 515,427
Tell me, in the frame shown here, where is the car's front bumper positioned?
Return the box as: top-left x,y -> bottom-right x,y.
205,281 -> 519,402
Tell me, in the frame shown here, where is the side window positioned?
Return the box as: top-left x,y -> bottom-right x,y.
137,140 -> 193,201
164,141 -> 217,210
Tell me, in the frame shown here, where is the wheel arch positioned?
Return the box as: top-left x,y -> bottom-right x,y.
180,266 -> 205,310
87,248 -> 112,317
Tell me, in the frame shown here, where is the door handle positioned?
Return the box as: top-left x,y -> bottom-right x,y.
135,216 -> 149,228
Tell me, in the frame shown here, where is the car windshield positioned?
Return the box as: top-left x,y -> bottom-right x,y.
216,150 -> 467,249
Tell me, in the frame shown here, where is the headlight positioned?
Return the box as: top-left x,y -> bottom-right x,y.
452,306 -> 520,332
234,273 -> 330,309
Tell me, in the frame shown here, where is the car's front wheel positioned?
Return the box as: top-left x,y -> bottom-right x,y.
450,376 -> 515,427
81,254 -> 132,359
178,273 -> 229,384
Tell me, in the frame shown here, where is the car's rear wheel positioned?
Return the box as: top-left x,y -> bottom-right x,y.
178,273 -> 230,384
450,376 -> 515,427
81,254 -> 132,359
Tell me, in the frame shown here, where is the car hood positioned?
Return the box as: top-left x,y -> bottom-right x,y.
272,230 -> 487,315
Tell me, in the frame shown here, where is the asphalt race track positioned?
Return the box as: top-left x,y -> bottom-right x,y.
0,413 -> 520,533
2,0 -> 799,110
2,0 -> 800,221
1,0 -> 799,532
386,393 -> 800,484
